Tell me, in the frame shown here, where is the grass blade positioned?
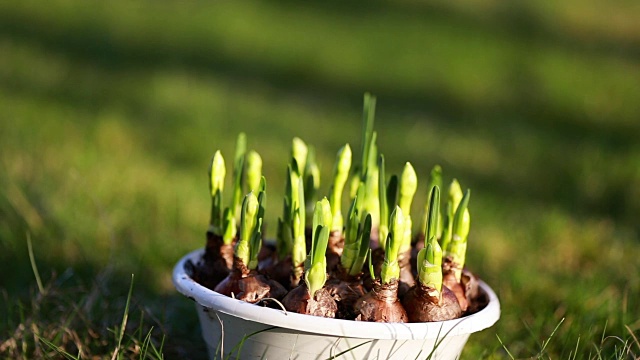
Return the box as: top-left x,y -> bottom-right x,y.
496,334 -> 516,360
26,232 -> 45,295
111,274 -> 134,360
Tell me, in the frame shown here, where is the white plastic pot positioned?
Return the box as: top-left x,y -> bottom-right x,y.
173,249 -> 500,360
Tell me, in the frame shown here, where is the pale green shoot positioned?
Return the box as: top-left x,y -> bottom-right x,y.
398,162 -> 418,216
417,243 -> 443,293
340,196 -> 372,276
360,93 -> 376,179
247,182 -> 267,270
304,146 -> 320,216
378,154 -> 389,249
420,165 -> 443,238
341,196 -> 361,272
236,192 -> 259,267
398,162 -> 418,254
231,133 -> 247,220
305,198 -> 332,297
418,186 -> 443,292
424,186 -> 440,248
329,144 -> 352,232
245,150 -> 262,194
208,150 -> 226,236
380,206 -> 405,284
449,189 -> 470,281
380,174 -> 398,251
222,207 -> 235,244
349,213 -> 372,276
291,177 -> 306,269
291,137 -> 308,178
363,133 -> 379,225
441,178 -> 463,253
276,161 -> 304,260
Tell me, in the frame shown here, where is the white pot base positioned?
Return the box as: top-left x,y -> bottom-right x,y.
174,249 -> 500,360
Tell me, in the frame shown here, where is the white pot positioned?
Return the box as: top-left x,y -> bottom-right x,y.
173,249 -> 500,360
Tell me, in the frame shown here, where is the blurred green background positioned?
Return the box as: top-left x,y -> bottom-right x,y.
1,0 -> 639,358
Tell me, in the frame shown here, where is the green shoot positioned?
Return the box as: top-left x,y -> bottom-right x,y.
380,206 -> 405,284
360,93 -> 376,179
247,182 -> 267,270
398,162 -> 418,254
362,132 -> 379,227
357,93 -> 380,228
305,198 -> 332,297
221,207 -> 235,244
329,144 -> 352,232
304,146 -> 320,216
231,133 -> 247,221
311,198 -> 333,265
236,192 -> 260,267
449,179 -> 463,211
348,165 -> 361,199
245,150 -> 262,194
355,182 -> 366,217
367,248 -> 375,280
418,186 -> 442,292
291,137 -> 308,178
208,150 -> 226,236
398,162 -> 418,216
341,196 -> 372,276
276,160 -> 304,260
378,154 -> 389,249
420,165 -> 443,238
291,177 -> 307,270
341,196 -> 361,272
424,186 -> 440,248
441,178 -> 463,253
417,243 -> 443,293
449,189 -> 470,281
350,213 -> 372,276
276,218 -> 291,261
380,174 -> 398,251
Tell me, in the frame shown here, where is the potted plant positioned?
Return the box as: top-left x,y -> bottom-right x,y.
175,93 -> 500,360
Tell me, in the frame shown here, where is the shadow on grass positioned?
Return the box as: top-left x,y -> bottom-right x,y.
0,205 -> 207,359
0,247 -> 208,359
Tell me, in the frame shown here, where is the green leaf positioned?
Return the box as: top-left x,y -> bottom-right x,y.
237,192 -> 259,266
304,146 -> 320,209
360,93 -> 376,178
381,206 -> 404,284
350,213 -> 372,276
231,133 -> 247,217
378,154 -> 388,243
425,186 -> 441,245
312,225 -> 331,268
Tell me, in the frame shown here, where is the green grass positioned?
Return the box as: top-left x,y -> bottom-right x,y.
1,0 -> 639,358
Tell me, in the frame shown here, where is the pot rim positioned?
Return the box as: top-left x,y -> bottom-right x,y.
173,248 -> 500,340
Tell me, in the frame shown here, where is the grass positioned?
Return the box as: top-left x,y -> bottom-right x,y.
0,0 -> 639,358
